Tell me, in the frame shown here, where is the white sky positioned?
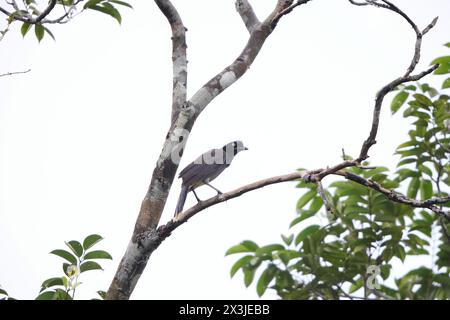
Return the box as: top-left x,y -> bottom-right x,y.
1,0 -> 449,300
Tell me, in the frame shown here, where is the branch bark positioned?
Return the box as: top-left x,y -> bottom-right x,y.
154,0 -> 187,123
106,0 -> 310,300
235,0 -> 260,33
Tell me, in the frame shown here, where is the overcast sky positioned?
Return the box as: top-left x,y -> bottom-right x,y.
1,0 -> 449,300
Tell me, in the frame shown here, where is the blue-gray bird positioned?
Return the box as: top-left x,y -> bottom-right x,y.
174,141 -> 248,216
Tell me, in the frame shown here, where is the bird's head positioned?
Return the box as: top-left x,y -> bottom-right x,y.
223,140 -> 248,155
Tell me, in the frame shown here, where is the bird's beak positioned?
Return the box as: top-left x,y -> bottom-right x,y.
244,147 -> 249,151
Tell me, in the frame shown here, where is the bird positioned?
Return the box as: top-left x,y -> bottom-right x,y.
174,140 -> 248,216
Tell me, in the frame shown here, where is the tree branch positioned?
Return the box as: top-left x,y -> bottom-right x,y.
271,0 -> 312,28
335,171 -> 450,220
34,0 -> 57,24
235,0 -> 260,33
143,165 -> 450,261
349,0 -> 439,160
0,68 -> 31,77
155,0 -> 187,123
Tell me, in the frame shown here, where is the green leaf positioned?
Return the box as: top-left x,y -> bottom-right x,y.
407,177 -> 420,199
281,234 -> 293,246
21,22 -> 31,37
295,225 -> 320,246
445,43 -> 450,48
34,24 -> 44,42
434,62 -> 450,75
413,94 -> 433,107
40,277 -> 64,292
89,4 -> 122,24
35,291 -> 55,300
396,157 -> 416,167
241,240 -> 259,251
256,266 -> 277,297
349,277 -> 363,294
391,91 -> 409,114
80,261 -> 103,273
394,245 -> 406,262
65,240 -> 83,257
108,0 -> 133,8
83,234 -> 103,250
97,290 -> 106,299
243,267 -> 255,287
50,249 -> 77,265
230,255 -> 253,278
404,85 -> 417,91
0,287 -> 8,296
84,250 -> 112,260
418,164 -> 432,177
296,190 -> 317,211
43,26 -> 55,41
83,0 -> 103,9
290,210 -> 315,228
255,244 -> 284,257
58,0 -> 74,5
54,288 -> 72,300
431,56 -> 450,65
309,196 -> 323,213
442,78 -> 450,89
380,264 -> 391,280
396,168 -> 420,181
420,179 -> 433,200
225,241 -> 258,256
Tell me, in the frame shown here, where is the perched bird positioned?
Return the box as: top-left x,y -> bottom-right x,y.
174,140 -> 248,216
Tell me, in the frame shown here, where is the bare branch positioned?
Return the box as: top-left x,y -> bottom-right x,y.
0,68 -> 31,77
352,0 -> 439,160
335,171 -> 450,220
235,0 -> 260,33
159,171 -> 308,241
359,64 -> 438,160
34,0 -> 57,24
271,0 -> 312,28
155,0 -> 187,123
145,165 -> 450,258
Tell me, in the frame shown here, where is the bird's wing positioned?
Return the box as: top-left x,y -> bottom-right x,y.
178,149 -> 229,186
178,151 -> 210,178
181,162 -> 227,187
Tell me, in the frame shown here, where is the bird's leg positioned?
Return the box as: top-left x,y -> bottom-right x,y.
192,189 -> 202,203
204,182 -> 223,195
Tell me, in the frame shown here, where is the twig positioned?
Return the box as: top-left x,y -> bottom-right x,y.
271,0 -> 312,28
334,171 -> 450,220
348,1 -> 439,160
316,181 -> 333,214
0,68 -> 31,77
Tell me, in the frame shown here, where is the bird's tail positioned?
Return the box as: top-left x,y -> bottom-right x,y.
174,185 -> 188,216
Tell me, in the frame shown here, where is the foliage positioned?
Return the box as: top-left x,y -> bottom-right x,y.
227,45 -> 450,300
1,0 -> 132,42
0,234 -> 112,300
